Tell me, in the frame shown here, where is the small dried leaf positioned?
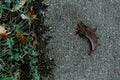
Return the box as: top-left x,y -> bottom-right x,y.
10,64 -> 20,70
0,26 -> 6,33
31,32 -> 36,37
0,26 -> 12,38
30,5 -> 33,12
10,65 -> 16,70
28,11 -> 37,19
16,32 -> 27,44
33,40 -> 38,45
21,13 -> 37,20
31,32 -> 38,45
77,22 -> 99,55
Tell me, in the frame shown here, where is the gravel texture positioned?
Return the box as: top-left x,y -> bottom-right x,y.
43,0 -> 120,80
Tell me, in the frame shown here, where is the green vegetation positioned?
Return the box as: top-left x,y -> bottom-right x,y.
0,0 -> 54,80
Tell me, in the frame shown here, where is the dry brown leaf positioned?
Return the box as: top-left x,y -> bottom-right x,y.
28,11 -> 37,19
77,22 -> 99,55
16,32 -> 27,44
0,26 -> 12,38
31,32 -> 38,45
0,26 -> 6,33
30,5 -> 33,12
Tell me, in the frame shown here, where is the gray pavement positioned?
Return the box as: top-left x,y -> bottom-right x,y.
43,0 -> 120,80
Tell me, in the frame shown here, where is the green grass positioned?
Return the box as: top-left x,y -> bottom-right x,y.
0,0 -> 46,80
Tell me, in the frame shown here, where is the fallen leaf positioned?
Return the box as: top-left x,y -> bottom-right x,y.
28,11 -> 37,19
0,26 -> 12,38
21,13 -> 36,20
16,32 -> 27,44
0,26 -> 6,33
77,22 -> 99,55
30,5 -> 33,12
10,64 -> 20,70
31,32 -> 38,45
0,32 -> 12,38
28,5 -> 37,19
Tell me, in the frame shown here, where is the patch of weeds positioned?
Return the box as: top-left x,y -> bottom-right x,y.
0,0 -> 54,80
